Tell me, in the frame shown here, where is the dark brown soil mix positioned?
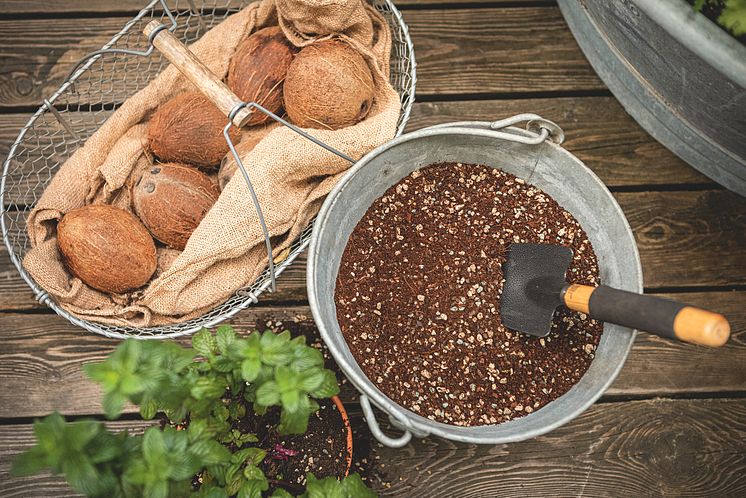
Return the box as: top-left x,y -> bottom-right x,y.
335,162 -> 603,426
187,396 -> 349,494
236,398 -> 349,491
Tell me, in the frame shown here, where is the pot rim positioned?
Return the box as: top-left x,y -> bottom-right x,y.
309,124 -> 641,444
330,394 -> 353,476
632,0 -> 746,89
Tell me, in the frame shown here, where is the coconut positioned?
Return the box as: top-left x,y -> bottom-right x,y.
147,92 -> 240,169
57,205 -> 157,294
133,163 -> 220,250
283,40 -> 375,130
218,130 -> 269,190
227,26 -> 298,126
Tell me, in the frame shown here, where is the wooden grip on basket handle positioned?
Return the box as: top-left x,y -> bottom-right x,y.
143,20 -> 252,128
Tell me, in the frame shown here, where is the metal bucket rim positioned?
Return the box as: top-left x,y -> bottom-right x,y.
308,123 -> 642,444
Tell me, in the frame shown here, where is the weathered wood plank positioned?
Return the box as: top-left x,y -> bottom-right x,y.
619,190 -> 746,288
2,96 -> 709,202
3,190 -> 744,311
0,0 -> 537,14
0,7 -> 602,108
0,290 -> 743,418
403,6 -> 602,96
1,398 -> 745,497
369,398 -> 746,497
408,98 -> 709,186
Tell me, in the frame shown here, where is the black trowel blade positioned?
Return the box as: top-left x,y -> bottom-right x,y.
500,243 -> 574,337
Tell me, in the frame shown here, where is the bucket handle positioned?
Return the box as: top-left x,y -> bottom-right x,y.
422,113 -> 565,145
360,394 -> 413,448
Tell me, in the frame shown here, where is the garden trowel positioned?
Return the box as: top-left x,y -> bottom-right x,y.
500,243 -> 730,347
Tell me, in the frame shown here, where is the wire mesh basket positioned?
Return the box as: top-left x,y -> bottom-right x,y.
0,0 -> 416,339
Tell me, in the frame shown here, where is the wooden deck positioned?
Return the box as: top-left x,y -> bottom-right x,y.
1,0 -> 745,496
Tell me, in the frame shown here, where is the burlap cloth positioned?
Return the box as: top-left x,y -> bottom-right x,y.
23,0 -> 401,327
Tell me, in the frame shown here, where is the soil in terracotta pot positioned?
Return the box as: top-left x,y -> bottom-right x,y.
236,398 -> 349,491
188,396 -> 349,494
335,162 -> 604,427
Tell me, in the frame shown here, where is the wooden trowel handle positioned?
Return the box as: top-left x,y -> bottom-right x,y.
143,20 -> 252,128
563,284 -> 731,347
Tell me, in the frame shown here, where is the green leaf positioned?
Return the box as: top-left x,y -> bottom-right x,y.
309,370 -> 340,399
255,381 -> 280,406
241,358 -> 262,382
187,418 -> 207,441
211,356 -> 237,373
216,325 -> 236,353
196,484 -> 230,498
275,366 -> 300,393
193,329 -> 218,356
86,430 -> 124,464
233,447 -> 266,466
720,0 -> 746,36
301,473 -> 377,498
11,447 -> 49,476
61,456 -> 101,497
298,370 -> 325,392
102,391 -> 127,420
243,463 -> 266,481
139,397 -> 158,420
260,331 -> 293,366
278,397 -> 318,435
280,389 -> 301,412
83,362 -> 119,391
142,427 -> 166,462
213,403 -> 230,423
340,473 -> 377,498
144,479 -> 168,498
118,372 -> 144,396
239,432 -> 258,445
693,0 -> 706,11
302,473 -> 344,498
115,339 -> 142,372
270,489 -> 294,498
291,346 -> 324,372
191,377 -> 227,400
237,467 -> 269,498
189,439 -> 231,465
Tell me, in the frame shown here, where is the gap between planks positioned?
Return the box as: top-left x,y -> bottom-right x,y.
0,397 -> 744,497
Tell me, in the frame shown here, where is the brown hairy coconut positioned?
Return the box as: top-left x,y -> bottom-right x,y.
284,40 -> 375,130
147,92 -> 240,169
57,205 -> 157,294
218,131 -> 267,190
227,27 -> 298,126
133,163 -> 220,250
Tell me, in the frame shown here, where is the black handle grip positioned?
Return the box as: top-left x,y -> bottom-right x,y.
588,286 -> 683,339
584,286 -> 730,347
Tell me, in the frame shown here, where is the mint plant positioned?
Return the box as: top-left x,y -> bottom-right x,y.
694,0 -> 746,36
12,326 -> 376,498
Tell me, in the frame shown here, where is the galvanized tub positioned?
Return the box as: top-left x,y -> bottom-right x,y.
308,116 -> 642,446
558,0 -> 746,196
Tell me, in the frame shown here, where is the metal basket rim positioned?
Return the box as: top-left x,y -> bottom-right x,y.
0,0 -> 416,340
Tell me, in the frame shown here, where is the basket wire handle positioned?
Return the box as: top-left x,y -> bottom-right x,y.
144,20 -> 355,292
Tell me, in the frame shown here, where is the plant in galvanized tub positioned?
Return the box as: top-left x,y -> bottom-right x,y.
11,326 -> 373,498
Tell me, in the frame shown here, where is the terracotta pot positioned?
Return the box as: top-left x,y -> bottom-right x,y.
331,395 -> 353,476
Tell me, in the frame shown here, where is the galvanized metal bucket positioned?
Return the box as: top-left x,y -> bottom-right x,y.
307,115 -> 642,446
558,0 -> 746,196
